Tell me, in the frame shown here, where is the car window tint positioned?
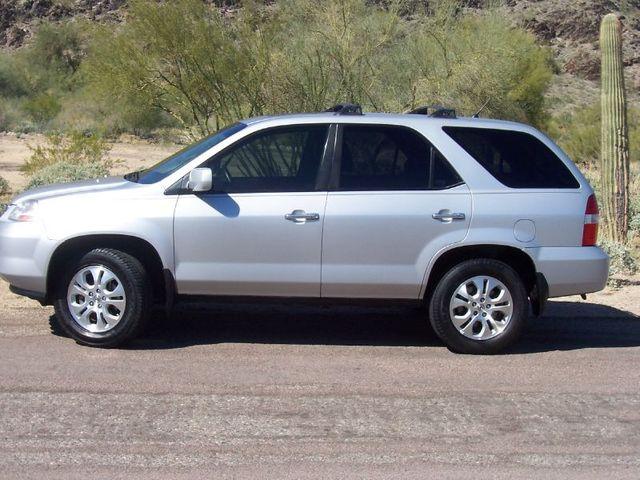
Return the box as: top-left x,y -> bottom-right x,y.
338,125 -> 462,191
206,125 -> 329,193
442,127 -> 579,189
137,123 -> 246,184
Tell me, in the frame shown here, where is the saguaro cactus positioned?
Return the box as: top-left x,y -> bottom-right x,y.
600,13 -> 630,242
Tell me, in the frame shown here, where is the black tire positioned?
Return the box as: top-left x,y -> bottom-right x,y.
53,248 -> 151,347
428,258 -> 528,354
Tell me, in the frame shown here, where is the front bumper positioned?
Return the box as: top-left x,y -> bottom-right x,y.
526,246 -> 609,298
0,219 -> 53,298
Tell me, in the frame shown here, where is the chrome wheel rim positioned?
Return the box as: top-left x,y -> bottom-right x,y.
449,275 -> 513,341
66,265 -> 127,333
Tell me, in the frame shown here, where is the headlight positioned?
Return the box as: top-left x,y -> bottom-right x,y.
8,200 -> 39,222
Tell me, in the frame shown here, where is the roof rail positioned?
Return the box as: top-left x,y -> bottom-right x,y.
325,103 -> 363,115
406,105 -> 456,119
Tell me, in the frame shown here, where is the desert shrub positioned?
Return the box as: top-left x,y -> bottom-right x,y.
0,98 -> 21,131
84,0 -> 553,136
84,0 -> 266,137
22,93 -> 63,126
546,104 -> 600,165
22,131 -> 114,174
16,20 -> 90,95
27,21 -> 87,77
264,0 -> 406,113
0,176 -> 9,196
548,104 -> 640,165
0,20 -> 91,133
601,240 -> 639,277
0,55 -> 28,98
396,8 -> 553,124
631,212 -> 640,233
630,177 -> 640,233
26,161 -> 109,189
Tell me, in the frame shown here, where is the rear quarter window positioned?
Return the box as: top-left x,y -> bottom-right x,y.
442,127 -> 579,189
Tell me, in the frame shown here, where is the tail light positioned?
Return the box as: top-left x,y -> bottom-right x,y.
582,194 -> 599,246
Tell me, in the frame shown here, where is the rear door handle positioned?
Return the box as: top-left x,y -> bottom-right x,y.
432,209 -> 466,222
285,210 -> 320,223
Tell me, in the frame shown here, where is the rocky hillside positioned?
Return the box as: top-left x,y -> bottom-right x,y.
0,0 -> 125,47
507,0 -> 640,87
1,0 -> 638,105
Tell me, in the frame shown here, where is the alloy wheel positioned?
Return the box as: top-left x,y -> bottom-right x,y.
66,265 -> 127,333
448,275 -> 513,340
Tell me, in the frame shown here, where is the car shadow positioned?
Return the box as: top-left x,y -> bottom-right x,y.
49,300 -> 640,353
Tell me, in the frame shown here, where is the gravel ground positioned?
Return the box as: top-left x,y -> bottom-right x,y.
0,279 -> 639,479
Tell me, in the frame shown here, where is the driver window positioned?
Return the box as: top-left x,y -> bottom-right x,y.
205,125 -> 329,193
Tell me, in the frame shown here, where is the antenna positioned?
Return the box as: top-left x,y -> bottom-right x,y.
472,99 -> 490,118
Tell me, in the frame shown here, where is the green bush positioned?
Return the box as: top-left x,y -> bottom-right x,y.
631,213 -> 640,233
0,176 -> 9,196
0,98 -> 18,131
0,55 -> 28,98
398,8 -> 553,124
547,104 -> 640,165
630,184 -> 640,233
26,21 -> 88,78
22,93 -> 62,126
84,0 -> 554,137
600,240 -> 639,277
84,0 -> 255,136
23,131 -> 114,174
0,20 -> 91,133
26,161 -> 109,190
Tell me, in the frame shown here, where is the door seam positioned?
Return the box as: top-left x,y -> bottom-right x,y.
319,191 -> 329,297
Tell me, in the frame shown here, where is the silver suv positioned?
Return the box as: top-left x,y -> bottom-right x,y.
0,105 -> 609,353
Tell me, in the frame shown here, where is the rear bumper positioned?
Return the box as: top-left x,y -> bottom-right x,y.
0,219 -> 52,298
526,246 -> 609,298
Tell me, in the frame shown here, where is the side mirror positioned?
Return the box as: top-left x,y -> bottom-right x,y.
186,168 -> 212,193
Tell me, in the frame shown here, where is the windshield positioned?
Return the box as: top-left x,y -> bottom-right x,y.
130,122 -> 247,184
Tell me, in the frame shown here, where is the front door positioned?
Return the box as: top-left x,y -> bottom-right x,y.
321,123 -> 472,299
173,124 -> 331,297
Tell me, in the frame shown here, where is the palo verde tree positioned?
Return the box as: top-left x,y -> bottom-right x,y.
83,0 -> 553,136
84,0 -> 271,138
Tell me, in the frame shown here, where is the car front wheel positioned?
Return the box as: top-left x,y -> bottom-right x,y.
53,248 -> 151,347
428,258 -> 528,354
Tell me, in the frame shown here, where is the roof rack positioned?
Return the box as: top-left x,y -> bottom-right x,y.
406,105 -> 456,119
325,103 -> 363,115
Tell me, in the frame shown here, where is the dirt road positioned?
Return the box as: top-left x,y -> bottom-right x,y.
1,280 -> 640,479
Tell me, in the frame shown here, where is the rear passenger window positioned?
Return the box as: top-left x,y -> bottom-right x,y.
442,127 -> 579,189
338,125 -> 462,191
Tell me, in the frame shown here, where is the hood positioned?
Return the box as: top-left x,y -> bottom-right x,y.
11,176 -> 132,204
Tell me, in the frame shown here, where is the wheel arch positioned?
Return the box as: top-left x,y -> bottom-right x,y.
422,244 -> 540,308
46,234 -> 170,305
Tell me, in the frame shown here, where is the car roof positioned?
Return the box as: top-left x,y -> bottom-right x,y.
241,112 -> 536,133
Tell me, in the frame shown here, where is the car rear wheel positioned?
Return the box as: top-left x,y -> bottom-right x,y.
428,258 -> 528,354
53,248 -> 151,347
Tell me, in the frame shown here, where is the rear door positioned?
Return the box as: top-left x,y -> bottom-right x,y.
321,123 -> 471,299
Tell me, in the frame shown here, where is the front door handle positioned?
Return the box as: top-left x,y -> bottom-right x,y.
432,209 -> 466,223
285,210 -> 320,223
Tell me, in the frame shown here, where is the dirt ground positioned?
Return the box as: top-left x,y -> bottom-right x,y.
1,278 -> 640,479
0,132 -> 180,193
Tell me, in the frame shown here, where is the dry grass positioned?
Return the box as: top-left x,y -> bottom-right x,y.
0,132 -> 179,194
